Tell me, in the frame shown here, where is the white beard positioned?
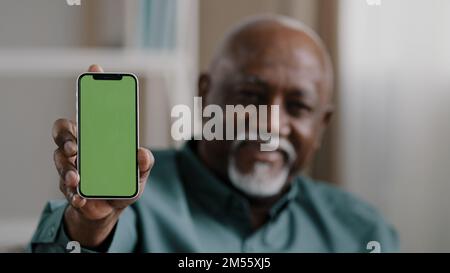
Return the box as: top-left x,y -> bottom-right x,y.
228,158 -> 290,197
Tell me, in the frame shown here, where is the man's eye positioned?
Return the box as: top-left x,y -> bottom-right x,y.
287,102 -> 312,116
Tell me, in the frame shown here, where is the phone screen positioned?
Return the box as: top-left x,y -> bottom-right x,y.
77,73 -> 138,198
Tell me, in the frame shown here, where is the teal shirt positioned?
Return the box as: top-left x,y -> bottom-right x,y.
29,142 -> 398,253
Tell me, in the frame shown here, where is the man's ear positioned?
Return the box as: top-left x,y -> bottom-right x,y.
198,73 -> 211,100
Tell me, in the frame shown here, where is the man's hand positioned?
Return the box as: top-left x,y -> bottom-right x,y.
52,64 -> 154,248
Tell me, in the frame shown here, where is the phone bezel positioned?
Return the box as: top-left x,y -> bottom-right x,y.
76,72 -> 140,199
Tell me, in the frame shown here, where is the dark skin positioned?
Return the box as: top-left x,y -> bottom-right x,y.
51,18 -> 333,248
197,20 -> 334,229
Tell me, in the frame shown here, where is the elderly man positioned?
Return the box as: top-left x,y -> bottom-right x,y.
29,15 -> 398,252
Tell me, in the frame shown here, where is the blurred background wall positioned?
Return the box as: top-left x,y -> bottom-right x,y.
0,0 -> 449,252
337,0 -> 450,252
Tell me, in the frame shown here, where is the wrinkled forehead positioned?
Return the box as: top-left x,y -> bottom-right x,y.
232,45 -> 324,85
214,33 -> 327,96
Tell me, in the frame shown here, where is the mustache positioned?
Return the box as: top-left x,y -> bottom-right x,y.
231,131 -> 297,165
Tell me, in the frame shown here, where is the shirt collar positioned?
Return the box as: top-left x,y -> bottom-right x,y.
176,141 -> 300,219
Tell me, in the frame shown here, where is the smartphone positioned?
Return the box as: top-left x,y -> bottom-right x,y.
77,72 -> 139,199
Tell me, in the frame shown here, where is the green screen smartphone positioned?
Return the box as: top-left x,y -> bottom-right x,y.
77,73 -> 139,199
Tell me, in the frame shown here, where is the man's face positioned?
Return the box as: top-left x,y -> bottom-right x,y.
199,27 -> 332,198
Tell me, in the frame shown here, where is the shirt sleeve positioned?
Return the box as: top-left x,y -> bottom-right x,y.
28,200 -> 138,253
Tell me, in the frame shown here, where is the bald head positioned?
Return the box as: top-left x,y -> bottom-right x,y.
208,14 -> 334,102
